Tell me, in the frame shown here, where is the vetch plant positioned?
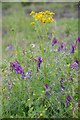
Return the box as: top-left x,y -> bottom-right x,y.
52,37 -> 59,46
70,44 -> 76,54
65,95 -> 71,107
10,60 -> 24,76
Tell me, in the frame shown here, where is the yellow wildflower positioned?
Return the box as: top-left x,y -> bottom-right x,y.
31,22 -> 35,25
34,13 -> 39,20
30,10 -> 55,23
50,12 -> 55,15
41,17 -> 46,23
46,17 -> 53,23
30,11 -> 35,15
45,10 -> 50,14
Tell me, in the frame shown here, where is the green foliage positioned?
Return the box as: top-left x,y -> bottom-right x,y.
2,3 -> 78,118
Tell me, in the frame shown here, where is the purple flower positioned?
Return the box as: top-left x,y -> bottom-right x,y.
75,59 -> 79,64
37,56 -> 42,72
52,38 -> 59,46
70,44 -> 76,53
44,84 -> 50,96
71,61 -> 78,71
60,78 -> 65,91
65,95 -> 71,107
58,43 -> 65,52
76,36 -> 80,44
60,78 -> 64,83
44,84 -> 49,89
60,43 -> 64,49
45,91 -> 50,96
10,60 -> 24,75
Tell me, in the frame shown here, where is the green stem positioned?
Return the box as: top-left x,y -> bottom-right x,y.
36,22 -> 48,83
13,32 -> 21,61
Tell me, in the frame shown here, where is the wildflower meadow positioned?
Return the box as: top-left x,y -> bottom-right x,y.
1,2 -> 79,118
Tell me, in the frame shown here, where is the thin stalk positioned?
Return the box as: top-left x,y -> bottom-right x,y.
35,22 -> 48,83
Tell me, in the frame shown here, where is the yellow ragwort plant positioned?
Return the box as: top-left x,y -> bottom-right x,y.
30,10 -> 55,24
30,10 -> 55,84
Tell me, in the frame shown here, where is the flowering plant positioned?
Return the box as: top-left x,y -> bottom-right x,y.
2,7 -> 79,118
30,10 -> 55,24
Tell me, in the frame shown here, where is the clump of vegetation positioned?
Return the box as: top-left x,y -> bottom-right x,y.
2,3 -> 79,118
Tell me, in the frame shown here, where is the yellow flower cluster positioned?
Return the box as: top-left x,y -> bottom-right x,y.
30,10 -> 55,24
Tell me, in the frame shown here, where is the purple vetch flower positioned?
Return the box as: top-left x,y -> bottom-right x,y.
45,91 -> 50,96
58,43 -> 65,52
60,78 -> 64,83
44,84 -> 49,89
71,61 -> 78,71
37,56 -> 43,72
52,37 -> 59,46
76,36 -> 80,44
10,60 -> 24,75
75,59 -> 79,64
65,95 -> 71,107
44,84 -> 50,96
60,78 -> 65,91
70,44 -> 76,53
